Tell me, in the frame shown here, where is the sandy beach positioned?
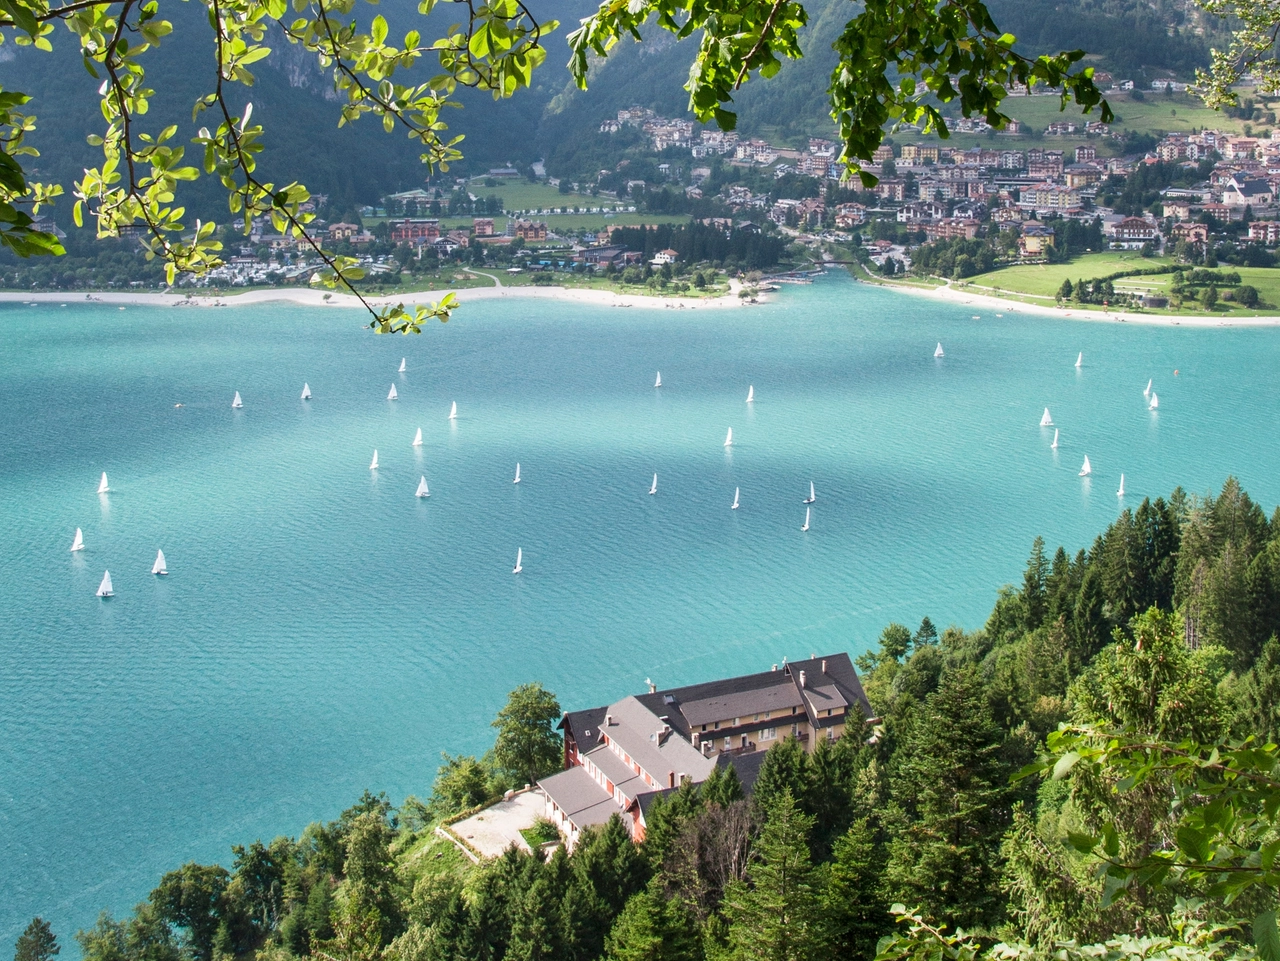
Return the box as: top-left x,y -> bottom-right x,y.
875,276 -> 1280,328
0,277 -> 757,312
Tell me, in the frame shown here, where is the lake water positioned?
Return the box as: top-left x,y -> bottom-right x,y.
3,275 -> 1278,946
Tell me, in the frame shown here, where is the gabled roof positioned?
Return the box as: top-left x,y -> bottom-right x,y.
539,766 -> 617,832
600,696 -> 718,784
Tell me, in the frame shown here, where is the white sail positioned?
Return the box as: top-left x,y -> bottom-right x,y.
513,548 -> 523,574
70,528 -> 84,552
152,549 -> 167,575
448,401 -> 457,420
513,463 -> 521,484
416,476 -> 429,498
1080,455 -> 1092,477
96,570 -> 114,597
370,450 -> 379,470
649,473 -> 658,495
1075,352 -> 1083,368
934,342 -> 944,358
412,428 -> 423,447
746,385 -> 754,403
1040,407 -> 1053,427
804,482 -> 815,504
1149,392 -> 1159,410
232,391 -> 243,408
301,383 -> 311,400
399,357 -> 406,373
732,487 -> 740,510
1051,428 -> 1059,450
1117,474 -> 1126,497
654,371 -> 662,388
387,384 -> 398,401
97,472 -> 110,494
1144,379 -> 1152,397
724,427 -> 733,447
801,507 -> 810,532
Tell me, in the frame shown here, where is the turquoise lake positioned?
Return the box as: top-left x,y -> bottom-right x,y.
2,274 -> 1278,945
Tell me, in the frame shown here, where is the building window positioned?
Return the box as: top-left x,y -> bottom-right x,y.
791,723 -> 798,737
827,728 -> 836,740
714,721 -> 719,730
734,717 -> 740,726
761,727 -> 777,740
701,724 -> 707,732
724,736 -> 731,750
826,709 -> 832,716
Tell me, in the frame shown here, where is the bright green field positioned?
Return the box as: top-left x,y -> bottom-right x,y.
976,253 -> 1175,298
956,253 -> 1280,316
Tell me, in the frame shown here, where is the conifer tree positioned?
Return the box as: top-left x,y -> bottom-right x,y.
722,791 -> 827,961
702,764 -> 745,808
823,818 -> 889,957
883,666 -> 1011,929
603,882 -> 703,961
752,738 -> 811,816
14,919 -> 59,961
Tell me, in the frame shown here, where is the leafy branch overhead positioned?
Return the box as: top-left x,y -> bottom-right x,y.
0,0 -> 555,329
567,0 -> 1113,185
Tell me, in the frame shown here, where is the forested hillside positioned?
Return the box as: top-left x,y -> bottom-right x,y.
26,476 -> 1280,961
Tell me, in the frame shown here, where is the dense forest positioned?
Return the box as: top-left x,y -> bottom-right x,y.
16,477 -> 1280,961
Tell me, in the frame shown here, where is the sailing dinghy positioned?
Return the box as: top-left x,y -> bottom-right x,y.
152,550 -> 168,575
1040,408 -> 1053,427
416,476 -> 429,498
232,391 -> 243,408
1079,456 -> 1092,477
96,570 -> 114,597
70,528 -> 84,552
97,472 -> 110,494
301,383 -> 312,400
732,488 -> 740,510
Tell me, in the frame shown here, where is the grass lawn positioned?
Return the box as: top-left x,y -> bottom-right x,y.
975,252 -> 1175,298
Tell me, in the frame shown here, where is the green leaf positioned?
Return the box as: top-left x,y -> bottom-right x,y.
372,14 -> 388,46
1255,910 -> 1280,961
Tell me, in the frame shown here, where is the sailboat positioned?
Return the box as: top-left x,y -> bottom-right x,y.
387,384 -> 398,401
70,528 -> 84,552
731,487 -> 740,510
1149,392 -> 1159,411
448,401 -> 457,420
934,343 -> 944,358
412,428 -> 423,447
746,385 -> 754,403
399,358 -> 406,373
370,450 -> 379,470
513,463 -> 521,484
804,482 -> 815,504
301,383 -> 312,400
96,570 -> 114,597
724,427 -> 733,448
801,507 -> 810,532
416,476 -> 429,498
97,472 -> 110,494
1144,379 -> 1152,397
1079,455 -> 1092,477
1075,352 -> 1083,368
649,473 -> 658,495
232,391 -> 243,408
513,548 -> 523,574
1117,474 -> 1126,497
152,549 -> 168,575
1040,407 -> 1053,427
654,371 -> 662,388
1051,428 -> 1059,450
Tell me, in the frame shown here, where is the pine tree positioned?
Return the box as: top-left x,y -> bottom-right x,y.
14,919 -> 59,961
603,883 -> 703,961
1021,536 -> 1048,631
722,791 -> 827,961
883,666 -> 1012,929
823,819 -> 888,958
703,764 -> 745,807
752,738 -> 811,816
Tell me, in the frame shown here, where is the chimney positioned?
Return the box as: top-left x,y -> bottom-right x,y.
647,677 -> 656,694
668,771 -> 675,788
692,732 -> 700,746
799,670 -> 807,689
772,663 -> 778,672
605,713 -> 613,727
822,659 -> 827,674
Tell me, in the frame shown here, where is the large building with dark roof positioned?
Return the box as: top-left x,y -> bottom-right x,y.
539,653 -> 870,848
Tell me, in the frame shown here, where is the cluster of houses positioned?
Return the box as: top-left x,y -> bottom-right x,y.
539,652 -> 872,849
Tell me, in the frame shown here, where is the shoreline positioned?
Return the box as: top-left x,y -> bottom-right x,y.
869,275 -> 1280,328
0,280 -> 759,312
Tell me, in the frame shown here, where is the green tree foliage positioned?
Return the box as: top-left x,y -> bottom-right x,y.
603,881 -> 702,961
149,863 -> 231,961
428,754 -> 494,817
722,791 -> 827,961
13,919 -> 58,961
883,666 -> 1013,929
491,683 -> 563,787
